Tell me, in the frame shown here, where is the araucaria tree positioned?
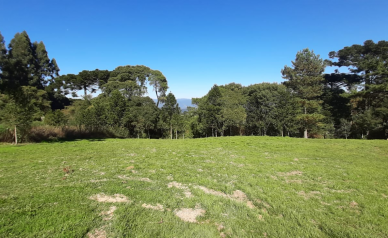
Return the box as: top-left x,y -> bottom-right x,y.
281,48 -> 326,138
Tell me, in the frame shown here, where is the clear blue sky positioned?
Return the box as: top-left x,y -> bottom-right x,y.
1,0 -> 388,99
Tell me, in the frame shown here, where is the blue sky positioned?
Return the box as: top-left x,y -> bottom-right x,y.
1,0 -> 388,98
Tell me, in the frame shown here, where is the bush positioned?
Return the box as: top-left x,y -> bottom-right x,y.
44,110 -> 68,126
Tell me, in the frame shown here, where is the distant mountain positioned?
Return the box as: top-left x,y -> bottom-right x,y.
153,98 -> 196,111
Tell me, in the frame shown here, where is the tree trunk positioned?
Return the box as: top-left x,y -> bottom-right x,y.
155,90 -> 159,107
84,86 -> 87,96
14,125 -> 17,145
303,106 -> 308,139
183,134 -> 185,139
175,130 -> 177,139
281,128 -> 284,137
170,125 -> 172,139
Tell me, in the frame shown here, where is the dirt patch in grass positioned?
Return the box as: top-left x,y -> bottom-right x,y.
118,175 -> 152,182
382,194 -> 388,198
325,188 -> 354,193
87,227 -> 106,238
278,171 -> 303,176
126,166 -> 134,170
349,201 -> 358,208
90,179 -> 108,183
167,175 -> 174,180
168,181 -> 193,198
89,194 -> 130,203
142,203 -> 164,211
175,207 -> 206,223
195,186 -> 254,208
231,190 -> 248,202
286,179 -> 302,184
100,206 -> 117,220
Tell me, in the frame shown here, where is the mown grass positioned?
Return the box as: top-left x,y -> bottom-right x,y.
0,137 -> 387,237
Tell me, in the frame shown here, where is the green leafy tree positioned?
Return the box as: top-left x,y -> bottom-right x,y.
149,70 -> 168,107
0,86 -> 50,144
126,96 -> 158,138
282,48 -> 326,138
161,92 -> 180,139
220,83 -> 246,136
203,85 -> 223,137
45,110 -> 68,126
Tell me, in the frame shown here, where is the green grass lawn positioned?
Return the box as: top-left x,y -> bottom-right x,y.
0,137 -> 387,237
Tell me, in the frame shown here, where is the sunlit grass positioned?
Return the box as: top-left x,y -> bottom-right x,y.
0,137 -> 387,237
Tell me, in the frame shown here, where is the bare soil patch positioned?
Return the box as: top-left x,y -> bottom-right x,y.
118,175 -> 152,182
349,201 -> 358,208
100,206 -> 117,220
87,227 -> 106,238
142,203 -> 164,211
168,181 -> 193,198
278,171 -> 303,176
90,179 -> 108,183
89,193 -> 130,203
168,181 -> 188,189
195,186 -> 254,208
175,208 -> 206,223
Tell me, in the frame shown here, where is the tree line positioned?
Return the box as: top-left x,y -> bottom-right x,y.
1,31 -> 387,142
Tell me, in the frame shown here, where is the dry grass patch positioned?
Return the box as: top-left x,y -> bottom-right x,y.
89,194 -> 130,203
167,181 -> 193,198
142,203 -> 164,211
278,171 -> 303,176
174,207 -> 206,223
117,175 -> 152,182
195,186 -> 254,209
87,227 -> 107,238
100,206 -> 117,220
90,179 -> 108,183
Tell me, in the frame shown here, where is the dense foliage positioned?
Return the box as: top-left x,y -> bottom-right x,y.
1,31 -> 387,141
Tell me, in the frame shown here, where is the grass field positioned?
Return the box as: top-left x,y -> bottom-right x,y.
0,137 -> 387,237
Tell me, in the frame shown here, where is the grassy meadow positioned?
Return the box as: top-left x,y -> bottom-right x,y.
0,137 -> 387,237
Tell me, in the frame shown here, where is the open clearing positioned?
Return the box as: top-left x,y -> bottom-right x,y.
0,137 -> 387,237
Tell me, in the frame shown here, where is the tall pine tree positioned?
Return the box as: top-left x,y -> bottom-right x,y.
281,48 -> 326,138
